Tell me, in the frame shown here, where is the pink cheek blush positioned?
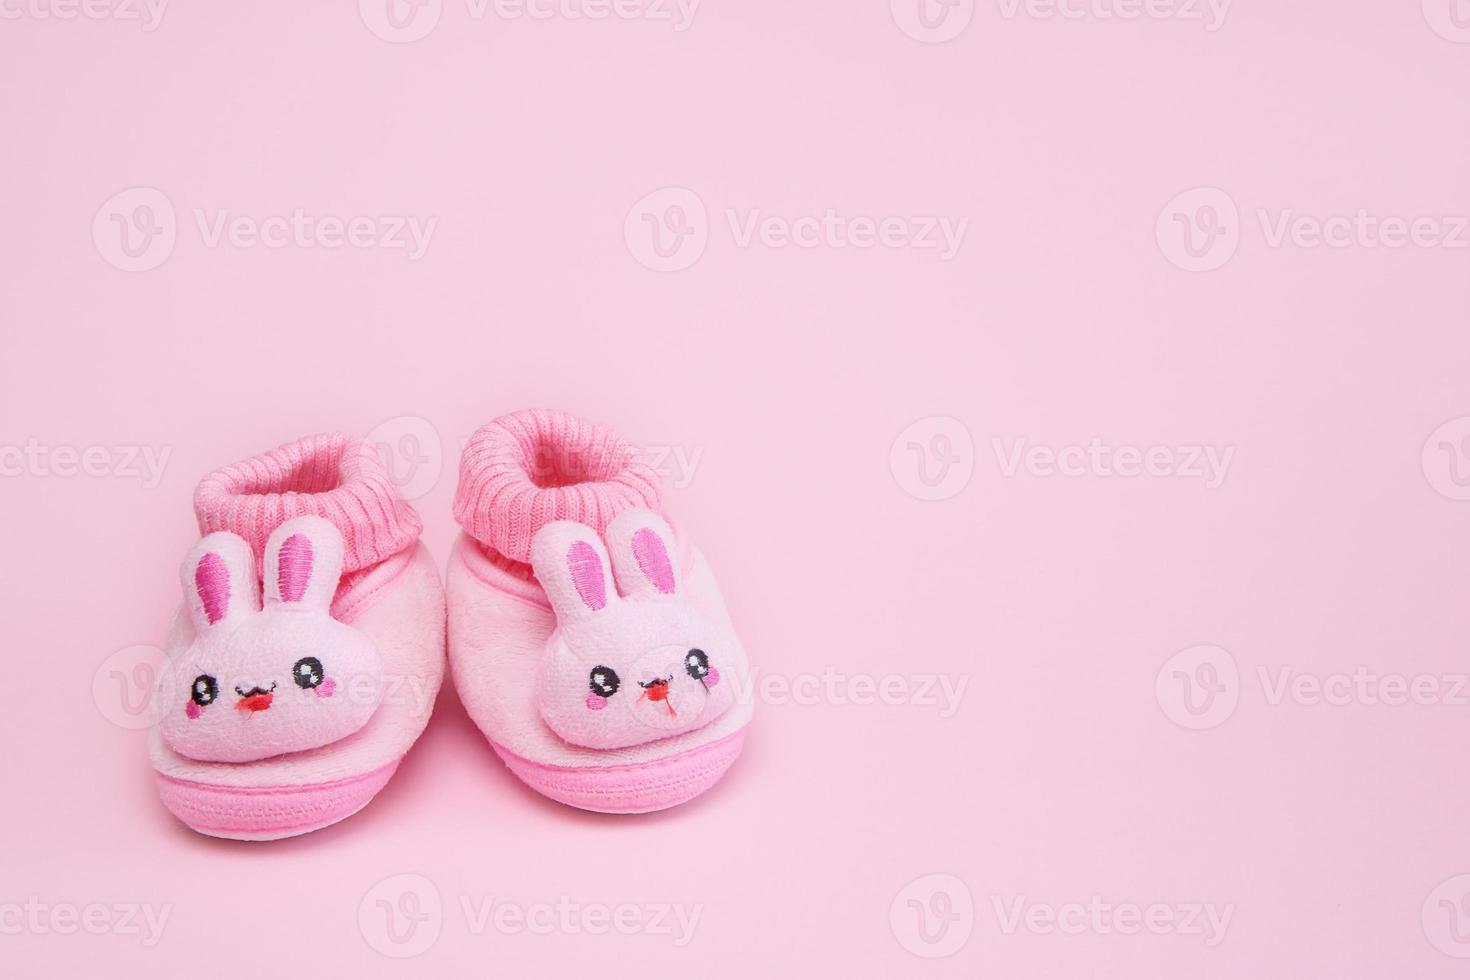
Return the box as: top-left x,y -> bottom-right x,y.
185,701 -> 202,720
585,693 -> 608,711
316,677 -> 337,698
705,667 -> 720,687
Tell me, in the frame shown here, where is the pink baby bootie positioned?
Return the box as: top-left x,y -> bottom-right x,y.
149,434 -> 446,840
447,409 -> 753,812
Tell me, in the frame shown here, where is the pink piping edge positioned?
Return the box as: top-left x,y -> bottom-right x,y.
489,726 -> 748,812
155,762 -> 396,795
489,727 -> 746,776
155,760 -> 401,836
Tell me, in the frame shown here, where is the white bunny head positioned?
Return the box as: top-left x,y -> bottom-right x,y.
157,516 -> 383,763
530,509 -> 746,750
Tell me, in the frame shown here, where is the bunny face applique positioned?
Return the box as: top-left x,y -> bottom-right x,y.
158,516 -> 384,764
529,510 -> 746,751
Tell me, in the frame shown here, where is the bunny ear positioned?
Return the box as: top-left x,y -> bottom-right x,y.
530,521 -> 619,625
263,516 -> 344,610
181,532 -> 260,632
605,509 -> 680,600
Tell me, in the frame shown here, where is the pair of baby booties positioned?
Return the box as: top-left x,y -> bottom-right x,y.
148,409 -> 753,840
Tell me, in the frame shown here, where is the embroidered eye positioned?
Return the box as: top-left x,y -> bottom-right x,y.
292,656 -> 325,690
589,666 -> 620,698
190,674 -> 218,706
684,649 -> 710,680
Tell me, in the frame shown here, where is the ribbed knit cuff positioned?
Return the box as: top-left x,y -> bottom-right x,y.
194,434 -> 423,574
452,409 -> 663,566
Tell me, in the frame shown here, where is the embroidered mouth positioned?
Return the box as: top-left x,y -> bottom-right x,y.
637,676 -> 676,715
234,683 -> 277,713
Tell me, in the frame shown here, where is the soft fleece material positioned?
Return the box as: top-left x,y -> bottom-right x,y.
447,409 -> 753,813
149,435 -> 445,840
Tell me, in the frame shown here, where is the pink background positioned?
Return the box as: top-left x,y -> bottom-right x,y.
4,1 -> 1470,975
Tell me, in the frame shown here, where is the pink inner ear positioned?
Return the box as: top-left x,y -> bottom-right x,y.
195,552 -> 230,625
632,527 -> 675,594
567,540 -> 606,611
277,533 -> 314,603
